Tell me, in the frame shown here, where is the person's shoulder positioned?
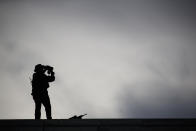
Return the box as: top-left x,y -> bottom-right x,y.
33,72 -> 42,77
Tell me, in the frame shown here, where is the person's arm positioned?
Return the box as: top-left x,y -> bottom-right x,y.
47,72 -> 55,82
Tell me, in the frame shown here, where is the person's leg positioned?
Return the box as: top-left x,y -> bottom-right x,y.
33,95 -> 41,119
42,93 -> 52,119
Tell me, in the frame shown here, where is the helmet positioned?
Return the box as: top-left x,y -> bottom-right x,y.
34,64 -> 43,72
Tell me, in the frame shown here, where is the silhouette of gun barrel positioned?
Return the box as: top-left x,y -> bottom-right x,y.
69,114 -> 87,119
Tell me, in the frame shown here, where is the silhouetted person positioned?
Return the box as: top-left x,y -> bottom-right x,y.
31,64 -> 55,119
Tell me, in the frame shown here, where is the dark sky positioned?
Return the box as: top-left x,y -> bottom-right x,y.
0,0 -> 196,118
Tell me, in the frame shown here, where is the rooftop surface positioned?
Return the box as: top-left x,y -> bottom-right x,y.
1,119 -> 196,131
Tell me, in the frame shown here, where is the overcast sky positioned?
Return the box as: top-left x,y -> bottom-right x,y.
0,0 -> 196,119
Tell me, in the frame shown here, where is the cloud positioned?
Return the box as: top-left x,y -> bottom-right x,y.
118,81 -> 196,118
0,0 -> 196,118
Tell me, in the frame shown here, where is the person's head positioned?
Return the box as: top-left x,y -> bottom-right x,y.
34,64 -> 44,73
